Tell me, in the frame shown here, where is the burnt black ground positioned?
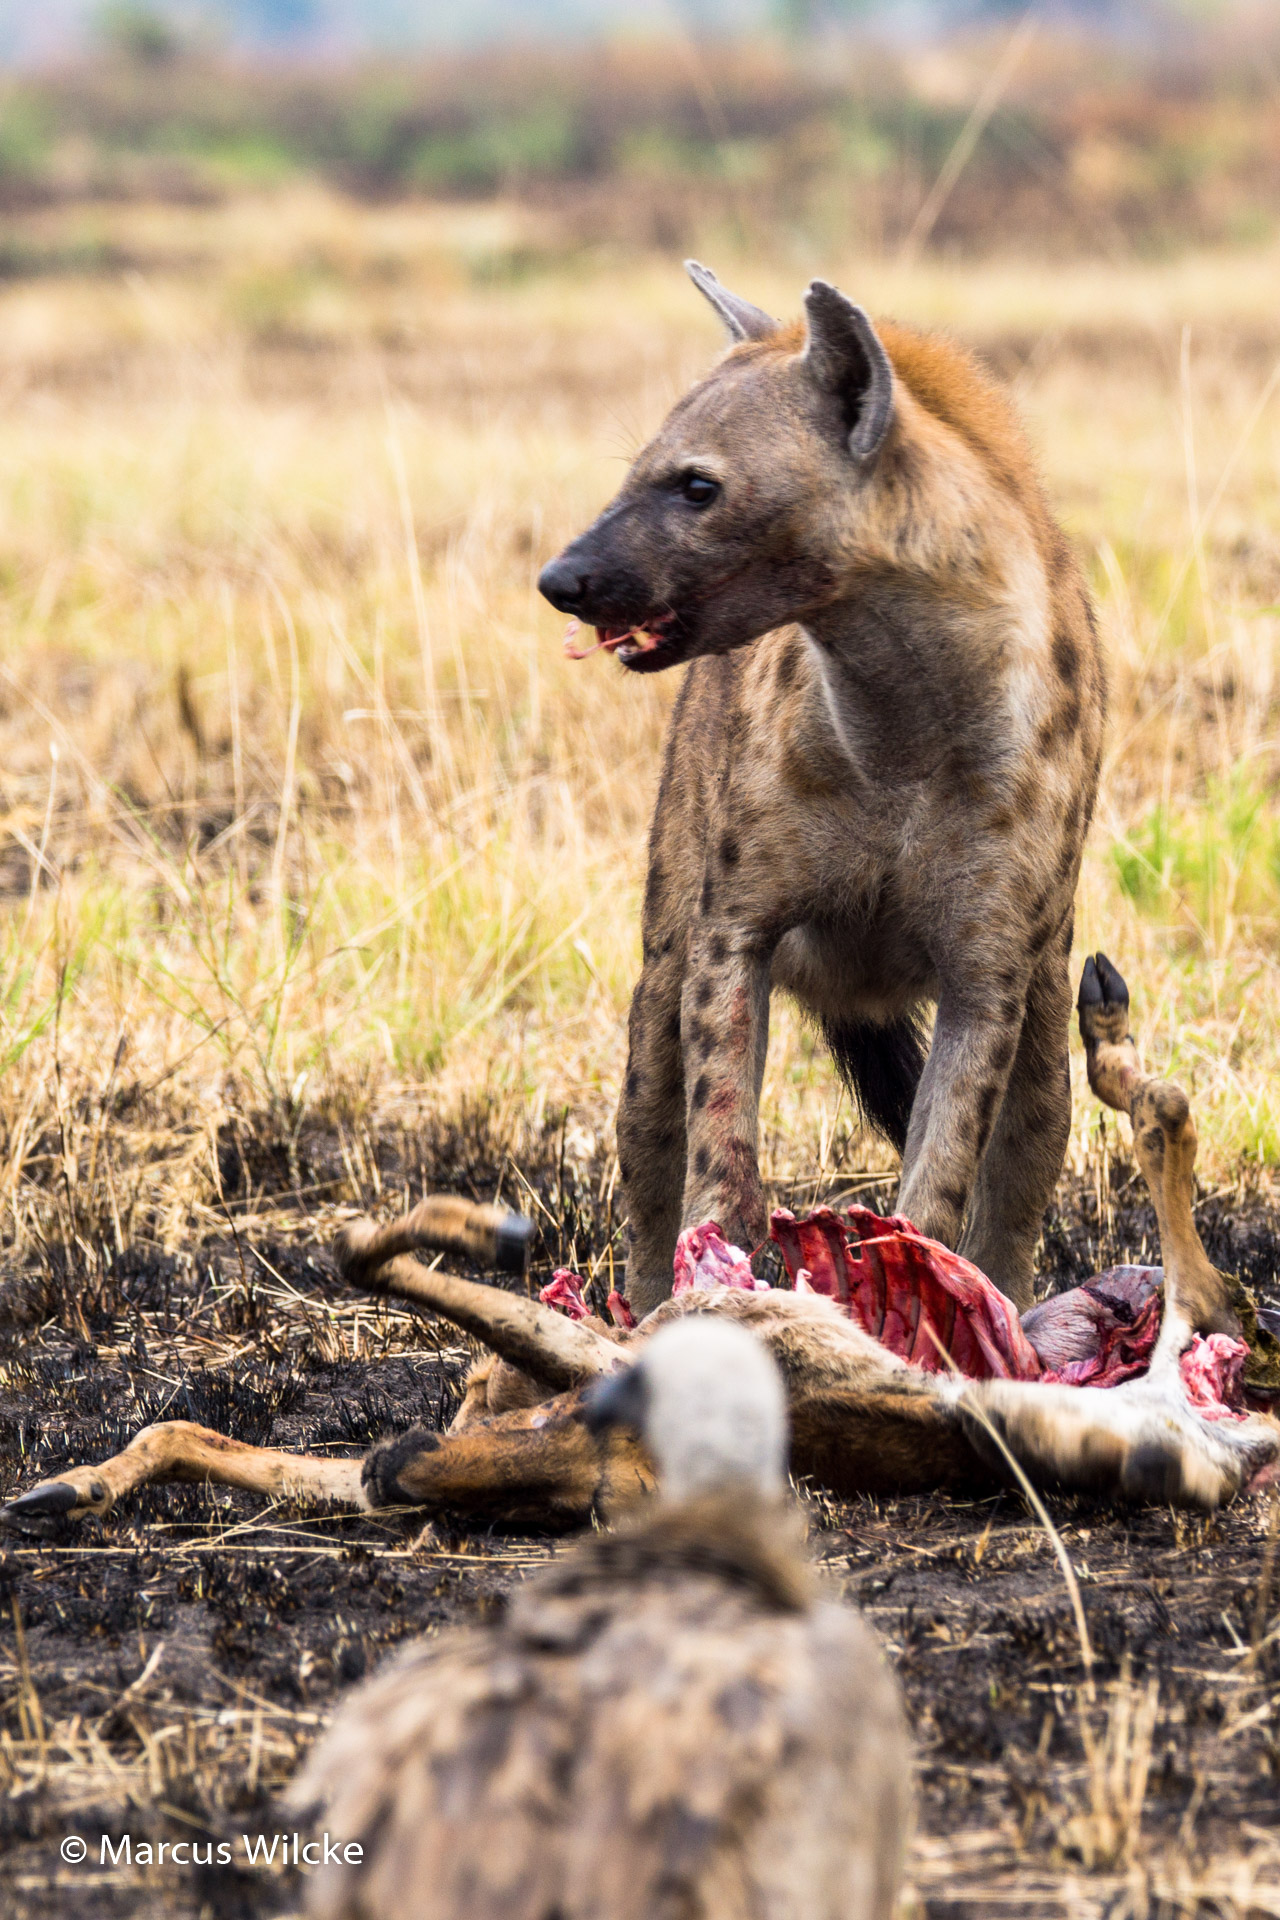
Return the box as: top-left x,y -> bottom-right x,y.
1,1114 -> 1278,1919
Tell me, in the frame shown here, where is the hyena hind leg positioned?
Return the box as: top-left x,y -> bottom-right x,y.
960,941 -> 1074,1314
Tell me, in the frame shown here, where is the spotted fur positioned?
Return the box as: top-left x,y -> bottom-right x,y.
540,270 -> 1105,1312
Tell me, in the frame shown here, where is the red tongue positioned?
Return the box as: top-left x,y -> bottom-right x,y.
562,619 -> 600,659
562,619 -> 660,660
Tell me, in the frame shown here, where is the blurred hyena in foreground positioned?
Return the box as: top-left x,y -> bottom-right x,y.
540,264 -> 1106,1316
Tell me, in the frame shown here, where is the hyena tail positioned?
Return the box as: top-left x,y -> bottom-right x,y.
822,1012 -> 929,1155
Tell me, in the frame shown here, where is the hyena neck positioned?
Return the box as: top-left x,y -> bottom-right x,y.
799,552 -> 1046,773
794,372 -> 1057,754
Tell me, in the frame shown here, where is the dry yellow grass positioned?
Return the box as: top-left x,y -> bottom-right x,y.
1,184 -> 1279,1257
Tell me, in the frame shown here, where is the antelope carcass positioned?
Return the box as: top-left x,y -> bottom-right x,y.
5,958 -> 1278,1530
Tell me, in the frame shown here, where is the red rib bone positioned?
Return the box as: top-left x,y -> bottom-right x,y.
772,1205 -> 1042,1381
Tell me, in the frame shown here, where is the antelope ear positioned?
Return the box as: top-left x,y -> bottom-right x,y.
685,260 -> 778,343
802,280 -> 894,461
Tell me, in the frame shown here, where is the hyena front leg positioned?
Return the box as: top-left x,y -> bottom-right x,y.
618,947 -> 690,1317
960,931 -> 1074,1311
680,929 -> 771,1253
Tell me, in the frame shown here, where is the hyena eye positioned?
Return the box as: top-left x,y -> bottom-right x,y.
678,472 -> 720,507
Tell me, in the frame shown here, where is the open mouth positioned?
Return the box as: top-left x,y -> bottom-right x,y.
563,610 -> 683,667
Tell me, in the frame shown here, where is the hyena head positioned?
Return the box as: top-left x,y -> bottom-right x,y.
537,262 -> 899,673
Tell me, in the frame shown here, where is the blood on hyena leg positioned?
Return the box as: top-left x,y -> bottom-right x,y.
680,946 -> 771,1250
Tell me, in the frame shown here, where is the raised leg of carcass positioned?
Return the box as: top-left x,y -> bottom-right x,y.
952,953 -> 1279,1508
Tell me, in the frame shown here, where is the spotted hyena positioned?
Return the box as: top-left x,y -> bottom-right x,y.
539,265 -> 1104,1316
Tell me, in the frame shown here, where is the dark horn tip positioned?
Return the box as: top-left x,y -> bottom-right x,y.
492,1212 -> 536,1276
584,1361 -> 647,1437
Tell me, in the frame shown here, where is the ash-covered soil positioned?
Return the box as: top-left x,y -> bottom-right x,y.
1,1115 -> 1278,1919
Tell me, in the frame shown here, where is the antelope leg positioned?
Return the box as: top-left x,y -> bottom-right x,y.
954,1372 -> 1277,1511
362,1389 -> 654,1530
1076,950 -> 1144,1115
1078,951 -> 1242,1345
2,1422 -> 368,1522
791,1383 -> 998,1497
942,953 -> 1280,1509
0,1394 -> 643,1533
334,1242 -> 622,1393
337,1195 -> 535,1279
4,1198 -> 623,1528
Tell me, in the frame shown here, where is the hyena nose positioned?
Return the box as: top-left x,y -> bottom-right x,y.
538,555 -> 589,613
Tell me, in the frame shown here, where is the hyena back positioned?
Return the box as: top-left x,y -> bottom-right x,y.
539,267 -> 1104,1315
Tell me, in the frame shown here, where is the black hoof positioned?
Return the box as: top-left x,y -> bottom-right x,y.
1122,1440 -> 1182,1506
1077,954 -> 1102,1013
362,1425 -> 439,1509
1094,950 -> 1129,1012
493,1212 -> 536,1276
1,1480 -> 81,1521
1079,951 -> 1130,1027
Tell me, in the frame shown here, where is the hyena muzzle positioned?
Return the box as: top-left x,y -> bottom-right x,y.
539,265 -> 1104,1316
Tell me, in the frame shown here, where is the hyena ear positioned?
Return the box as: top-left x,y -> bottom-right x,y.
685,260 -> 778,343
802,281 -> 895,462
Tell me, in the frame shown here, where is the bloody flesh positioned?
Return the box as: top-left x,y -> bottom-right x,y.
540,1209 -> 1250,1418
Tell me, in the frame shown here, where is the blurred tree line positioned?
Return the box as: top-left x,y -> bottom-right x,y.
0,3 -> 1272,258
